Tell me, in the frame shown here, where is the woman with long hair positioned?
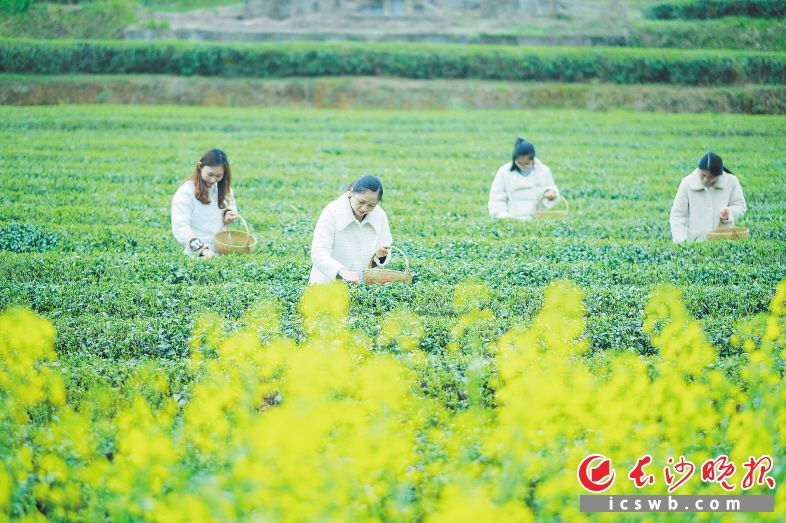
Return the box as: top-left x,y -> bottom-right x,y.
171,148 -> 238,257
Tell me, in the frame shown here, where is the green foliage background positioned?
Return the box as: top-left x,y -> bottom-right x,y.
646,0 -> 786,20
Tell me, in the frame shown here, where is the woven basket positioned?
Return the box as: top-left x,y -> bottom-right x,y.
707,219 -> 749,241
534,195 -> 569,219
213,214 -> 257,254
362,246 -> 413,284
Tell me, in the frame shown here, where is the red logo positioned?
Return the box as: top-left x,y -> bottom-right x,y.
741,455 -> 776,490
578,454 -> 616,492
628,454 -> 656,488
701,455 -> 736,491
580,453 -> 776,492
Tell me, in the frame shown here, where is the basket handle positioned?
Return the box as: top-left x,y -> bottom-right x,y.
227,211 -> 252,245
716,216 -> 739,229
227,213 -> 251,236
368,245 -> 410,273
716,218 -> 737,230
536,193 -> 569,211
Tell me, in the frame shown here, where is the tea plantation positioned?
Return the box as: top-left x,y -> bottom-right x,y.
1,104 -> 784,376
1,104 -> 786,520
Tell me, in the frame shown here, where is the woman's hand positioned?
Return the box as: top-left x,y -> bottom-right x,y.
375,245 -> 391,259
338,269 -> 360,284
719,208 -> 730,221
224,211 -> 238,224
200,248 -> 215,259
544,189 -> 558,201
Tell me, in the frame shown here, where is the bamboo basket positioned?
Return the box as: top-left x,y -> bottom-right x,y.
362,246 -> 413,284
534,195 -> 569,219
707,219 -> 749,241
213,214 -> 257,254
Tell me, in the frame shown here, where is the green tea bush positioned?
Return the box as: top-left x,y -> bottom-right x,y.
1,38 -> 786,85
631,18 -> 786,52
0,1 -> 134,40
647,0 -> 786,20
0,223 -> 60,253
0,0 -> 32,15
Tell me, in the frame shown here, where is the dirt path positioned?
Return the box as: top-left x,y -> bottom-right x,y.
5,75 -> 784,114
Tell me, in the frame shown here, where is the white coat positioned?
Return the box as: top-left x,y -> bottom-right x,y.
171,179 -> 237,255
670,168 -> 747,243
309,192 -> 393,285
488,159 -> 560,220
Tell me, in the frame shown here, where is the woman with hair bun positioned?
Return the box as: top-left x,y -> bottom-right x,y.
488,137 -> 560,220
670,152 -> 747,243
309,175 -> 393,285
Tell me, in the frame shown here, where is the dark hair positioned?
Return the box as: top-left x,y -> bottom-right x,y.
510,137 -> 536,172
698,152 -> 732,176
350,175 -> 383,199
191,148 -> 232,208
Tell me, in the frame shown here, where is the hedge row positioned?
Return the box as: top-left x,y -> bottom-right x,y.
1,38 -> 786,85
646,0 -> 786,20
630,19 -> 786,52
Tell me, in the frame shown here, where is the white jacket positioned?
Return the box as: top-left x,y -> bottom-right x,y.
309,192 -> 393,285
488,159 -> 560,220
171,180 -> 237,255
670,169 -> 746,243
